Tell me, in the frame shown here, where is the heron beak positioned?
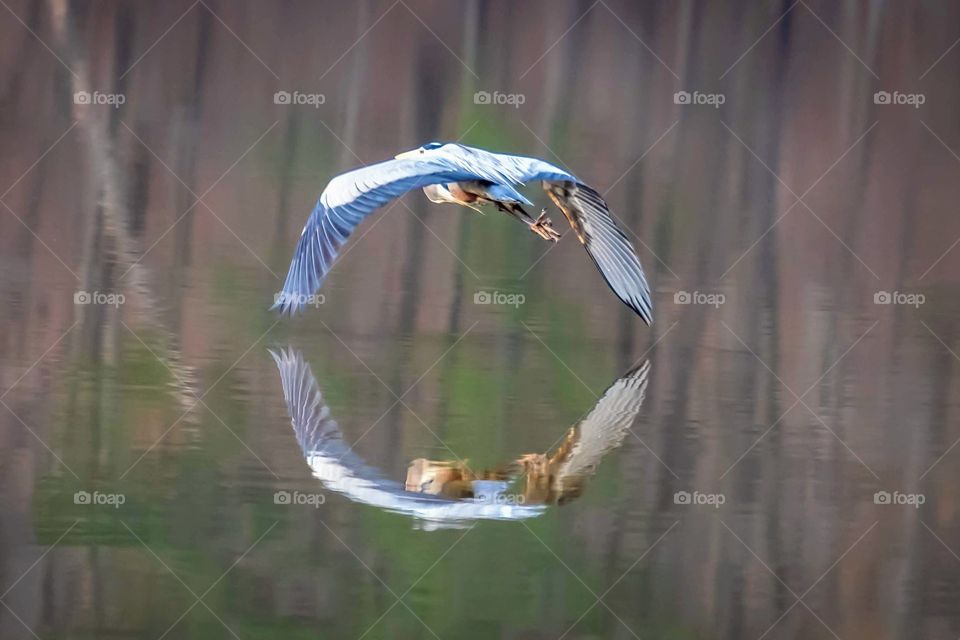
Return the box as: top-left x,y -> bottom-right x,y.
395,150 -> 420,160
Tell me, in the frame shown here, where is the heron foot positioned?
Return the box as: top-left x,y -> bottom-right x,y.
530,208 -> 561,242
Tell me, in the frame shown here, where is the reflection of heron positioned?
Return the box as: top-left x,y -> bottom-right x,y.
272,143 -> 653,323
406,360 -> 651,506
270,347 -> 650,528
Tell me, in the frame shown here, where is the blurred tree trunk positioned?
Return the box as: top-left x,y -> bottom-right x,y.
339,0 -> 371,166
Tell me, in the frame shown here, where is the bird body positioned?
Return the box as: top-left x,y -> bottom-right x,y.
273,142 -> 653,323
422,181 -> 531,214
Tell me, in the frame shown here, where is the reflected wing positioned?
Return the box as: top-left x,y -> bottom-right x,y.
558,360 -> 651,479
544,181 -> 653,324
269,347 -> 381,475
273,156 -> 512,315
270,347 -> 545,526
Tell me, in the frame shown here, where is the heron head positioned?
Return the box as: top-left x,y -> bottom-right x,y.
395,141 -> 447,160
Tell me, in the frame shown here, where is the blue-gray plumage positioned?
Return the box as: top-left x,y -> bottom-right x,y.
272,142 -> 653,324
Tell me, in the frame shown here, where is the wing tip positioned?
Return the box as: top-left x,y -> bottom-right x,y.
627,294 -> 654,326
270,292 -> 308,316
269,345 -> 302,367
623,358 -> 651,381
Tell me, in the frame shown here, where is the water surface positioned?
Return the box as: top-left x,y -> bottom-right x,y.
1,1 -> 959,638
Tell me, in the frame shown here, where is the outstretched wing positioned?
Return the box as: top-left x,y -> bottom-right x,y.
477,150 -> 653,324
273,156 -> 507,314
543,181 -> 653,324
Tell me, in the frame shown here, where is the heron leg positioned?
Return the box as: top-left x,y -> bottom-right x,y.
496,202 -> 561,242
532,208 -> 562,241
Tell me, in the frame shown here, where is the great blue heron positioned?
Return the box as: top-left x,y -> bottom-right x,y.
272,142 -> 653,323
269,347 -> 650,528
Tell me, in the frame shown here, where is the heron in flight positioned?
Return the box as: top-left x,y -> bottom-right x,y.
273,142 -> 653,323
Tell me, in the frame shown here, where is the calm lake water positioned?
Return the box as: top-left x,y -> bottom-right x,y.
2,1 -> 960,638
